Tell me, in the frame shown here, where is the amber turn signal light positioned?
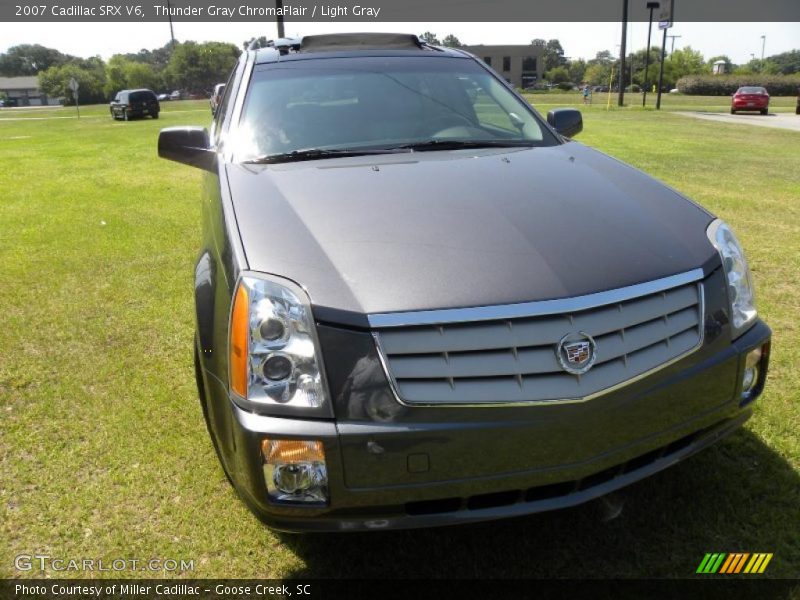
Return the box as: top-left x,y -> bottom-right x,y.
229,282 -> 249,397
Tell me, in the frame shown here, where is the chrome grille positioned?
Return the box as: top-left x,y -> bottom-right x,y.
372,272 -> 705,405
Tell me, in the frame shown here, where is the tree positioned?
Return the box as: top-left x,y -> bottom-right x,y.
243,36 -> 269,50
544,39 -> 567,71
121,43 -> 173,72
104,55 -> 129,97
567,58 -> 586,84
583,50 -> 617,86
441,34 -> 463,48
583,63 -> 611,86
164,41 -> 239,95
104,56 -> 162,97
631,46 -> 664,87
764,50 -> 800,75
419,32 -> 440,45
531,38 -> 567,71
124,62 -> 160,90
591,50 -> 615,66
39,61 -> 107,104
0,44 -> 70,76
544,66 -> 570,84
661,46 -> 705,88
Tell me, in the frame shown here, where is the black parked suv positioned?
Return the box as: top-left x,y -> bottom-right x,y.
110,89 -> 159,120
158,33 -> 771,532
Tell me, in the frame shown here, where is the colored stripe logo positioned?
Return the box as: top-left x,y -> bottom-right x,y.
696,553 -> 773,574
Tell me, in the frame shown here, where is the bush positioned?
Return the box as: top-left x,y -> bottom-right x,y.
556,81 -> 574,91
676,74 -> 800,96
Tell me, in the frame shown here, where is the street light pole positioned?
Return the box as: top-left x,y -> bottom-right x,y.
643,1 -> 659,107
656,26 -> 667,110
618,0 -> 628,107
760,35 -> 766,69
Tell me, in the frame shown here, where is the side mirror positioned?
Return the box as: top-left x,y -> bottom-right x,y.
547,108 -> 583,138
158,126 -> 216,172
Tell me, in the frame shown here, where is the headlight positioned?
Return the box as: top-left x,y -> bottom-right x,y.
706,219 -> 757,338
229,273 -> 330,414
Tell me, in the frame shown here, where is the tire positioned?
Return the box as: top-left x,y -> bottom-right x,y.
730,108 -> 736,114
760,109 -> 768,116
152,112 -> 159,119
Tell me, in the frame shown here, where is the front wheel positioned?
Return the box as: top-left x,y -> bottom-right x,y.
730,108 -> 736,114
151,112 -> 159,119
760,109 -> 768,115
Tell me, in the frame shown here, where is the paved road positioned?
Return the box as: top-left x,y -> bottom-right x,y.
677,111 -> 800,132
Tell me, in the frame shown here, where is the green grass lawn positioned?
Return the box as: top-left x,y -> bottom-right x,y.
1,101 -> 798,579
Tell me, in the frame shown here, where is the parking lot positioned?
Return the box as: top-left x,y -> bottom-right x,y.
677,111 -> 800,132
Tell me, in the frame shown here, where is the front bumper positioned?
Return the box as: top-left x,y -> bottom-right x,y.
208,318 -> 771,532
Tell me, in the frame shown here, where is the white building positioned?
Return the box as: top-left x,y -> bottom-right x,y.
0,76 -> 60,106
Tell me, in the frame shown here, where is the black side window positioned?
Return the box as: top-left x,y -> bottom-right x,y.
213,60 -> 241,145
503,56 -> 511,71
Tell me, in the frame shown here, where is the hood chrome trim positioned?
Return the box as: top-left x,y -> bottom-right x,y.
367,268 -> 705,328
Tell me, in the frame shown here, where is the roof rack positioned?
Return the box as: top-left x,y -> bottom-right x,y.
300,33 -> 424,52
248,33 -> 439,55
248,36 -> 301,53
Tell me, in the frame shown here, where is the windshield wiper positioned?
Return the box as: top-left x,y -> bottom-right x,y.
389,139 -> 537,152
242,147 -> 410,164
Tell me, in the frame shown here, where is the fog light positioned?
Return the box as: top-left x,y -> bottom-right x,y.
742,347 -> 762,397
262,439 -> 328,504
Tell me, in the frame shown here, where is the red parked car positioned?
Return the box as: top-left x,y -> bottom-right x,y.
731,86 -> 770,115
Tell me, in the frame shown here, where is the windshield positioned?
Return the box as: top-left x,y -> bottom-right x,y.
233,56 -> 557,162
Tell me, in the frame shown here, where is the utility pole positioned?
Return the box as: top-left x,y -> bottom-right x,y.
618,0 -> 628,106
643,2 -> 659,107
656,27 -> 667,109
760,35 -> 766,69
166,0 -> 176,48
667,34 -> 681,54
276,0 -> 285,38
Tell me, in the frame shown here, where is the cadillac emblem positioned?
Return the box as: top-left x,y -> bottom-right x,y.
556,332 -> 597,375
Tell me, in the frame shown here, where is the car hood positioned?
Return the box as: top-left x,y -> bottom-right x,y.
227,143 -> 717,326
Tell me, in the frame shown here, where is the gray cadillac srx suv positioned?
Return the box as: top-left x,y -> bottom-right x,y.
158,33 -> 771,532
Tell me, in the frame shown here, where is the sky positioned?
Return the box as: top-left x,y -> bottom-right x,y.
0,21 -> 797,65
